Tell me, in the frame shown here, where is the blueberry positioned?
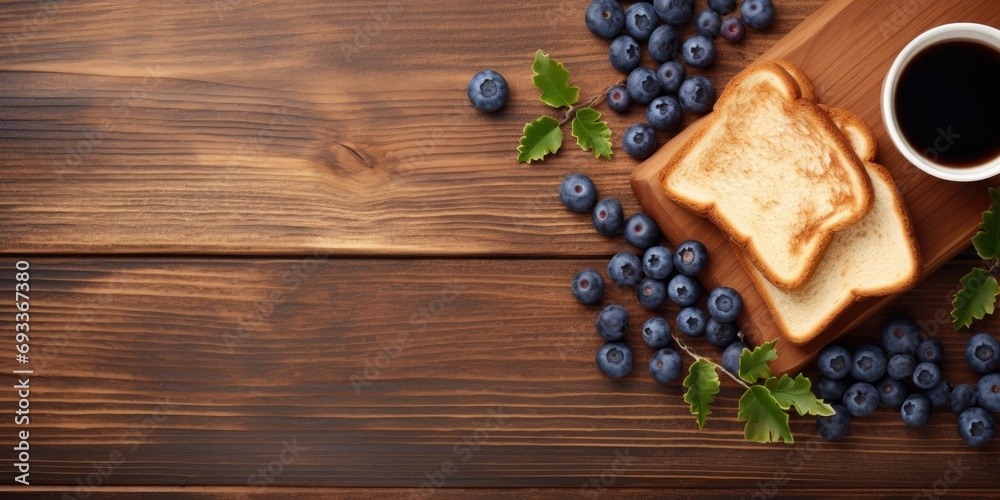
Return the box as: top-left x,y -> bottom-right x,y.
917,337 -> 944,364
851,345 -> 887,382
649,348 -> 683,384
596,304 -> 629,341
950,384 -> 978,413
606,85 -> 633,114
559,174 -> 598,213
642,317 -> 672,349
608,252 -> 644,287
624,213 -> 661,250
585,0 -> 625,39
901,394 -> 932,428
647,24 -> 680,62
722,342 -> 744,376
624,2 -> 659,41
958,407 -> 995,446
925,381 -> 952,407
622,123 -> 658,160
708,0 -> 736,15
667,274 -> 699,306
741,0 -> 775,30
655,61 -> 685,94
880,318 -> 922,356
912,362 -> 941,390
965,333 -> 1000,374
887,354 -> 918,381
646,96 -> 682,132
609,35 -> 641,73
843,382 -> 879,417
637,278 -> 667,309
642,246 -> 673,280
816,377 -> 846,402
627,67 -> 661,106
877,377 -> 908,408
596,341 -> 633,378
572,269 -> 605,305
707,287 -> 742,323
817,345 -> 852,380
592,198 -> 625,235
673,240 -> 708,276
695,10 -> 722,37
817,404 -> 851,442
654,0 -> 694,26
678,75 -> 715,114
720,17 -> 745,43
976,372 -> 1000,413
467,70 -> 509,112
705,318 -> 738,348
677,307 -> 707,337
681,35 -> 716,69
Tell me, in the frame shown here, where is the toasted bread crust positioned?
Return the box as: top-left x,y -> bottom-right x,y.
660,61 -> 874,290
825,106 -> 877,161
772,59 -> 818,101
739,108 -> 922,344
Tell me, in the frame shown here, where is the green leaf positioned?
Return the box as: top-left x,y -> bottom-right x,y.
571,108 -> 612,160
738,340 -> 778,384
682,358 -> 721,429
971,188 -> 1000,259
972,210 -> 1000,259
951,268 -> 1000,330
531,50 -> 580,108
738,385 -> 794,444
989,187 -> 1000,208
516,116 -> 563,164
764,374 -> 836,417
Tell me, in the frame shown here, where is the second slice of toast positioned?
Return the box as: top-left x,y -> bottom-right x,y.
661,61 -> 874,290
736,107 -> 922,344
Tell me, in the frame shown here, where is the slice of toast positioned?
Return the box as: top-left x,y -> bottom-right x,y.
660,61 -> 874,290
736,107 -> 922,345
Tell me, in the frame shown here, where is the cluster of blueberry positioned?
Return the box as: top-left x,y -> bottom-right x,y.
586,0 -> 776,159
814,318 -> 999,446
559,173 -> 746,382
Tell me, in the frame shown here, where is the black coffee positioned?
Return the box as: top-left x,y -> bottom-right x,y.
895,41 -> 1000,167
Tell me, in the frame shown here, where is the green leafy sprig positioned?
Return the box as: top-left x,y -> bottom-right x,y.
674,337 -> 834,444
517,50 -> 613,163
952,187 -> 1000,330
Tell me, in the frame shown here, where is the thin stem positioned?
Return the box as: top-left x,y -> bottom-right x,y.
672,335 -> 751,389
558,80 -> 625,127
988,256 -> 1000,275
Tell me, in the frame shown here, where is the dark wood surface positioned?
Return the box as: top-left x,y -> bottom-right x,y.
1,257 -> 999,494
1,0 -> 998,497
631,0 -> 998,374
0,0 -> 825,257
1,486 -> 998,499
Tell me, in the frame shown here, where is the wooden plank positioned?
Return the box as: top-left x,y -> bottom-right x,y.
0,257 -> 995,488
2,486 -> 998,499
0,0 -> 825,255
630,0 -> 999,373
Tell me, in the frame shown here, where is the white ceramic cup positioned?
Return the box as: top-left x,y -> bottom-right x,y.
881,23 -> 1000,182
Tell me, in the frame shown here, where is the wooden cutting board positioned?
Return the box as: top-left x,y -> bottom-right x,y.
631,0 -> 999,374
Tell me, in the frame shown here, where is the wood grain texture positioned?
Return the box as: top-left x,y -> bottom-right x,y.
2,0 -> 998,496
3,486 -> 999,499
0,257 -> 997,491
631,0 -> 999,374
0,0 -> 826,256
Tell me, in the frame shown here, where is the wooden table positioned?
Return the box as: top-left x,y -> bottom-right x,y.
0,0 -> 997,497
